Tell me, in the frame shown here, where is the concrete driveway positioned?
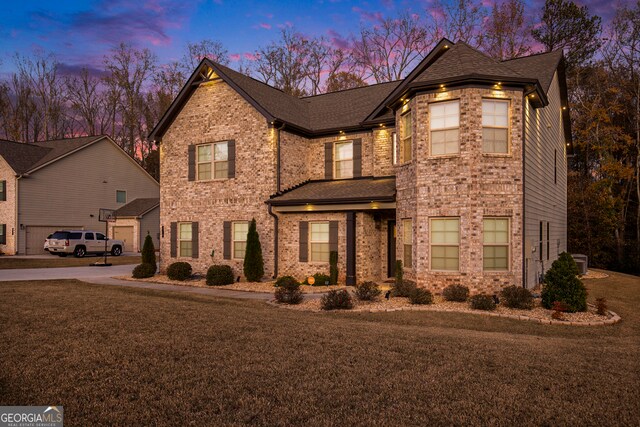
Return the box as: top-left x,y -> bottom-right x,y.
0,264 -> 136,282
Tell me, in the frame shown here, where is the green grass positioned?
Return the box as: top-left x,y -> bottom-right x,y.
0,271 -> 638,426
0,255 -> 141,269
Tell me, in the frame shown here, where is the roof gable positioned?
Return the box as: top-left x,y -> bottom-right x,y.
115,198 -> 159,217
502,50 -> 563,93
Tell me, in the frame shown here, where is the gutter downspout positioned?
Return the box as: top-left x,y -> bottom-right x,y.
522,93 -> 527,288
269,122 -> 285,279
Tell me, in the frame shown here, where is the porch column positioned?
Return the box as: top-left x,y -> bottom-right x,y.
346,211 -> 356,285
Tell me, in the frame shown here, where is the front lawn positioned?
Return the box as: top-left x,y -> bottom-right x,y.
0,272 -> 638,425
0,255 -> 141,269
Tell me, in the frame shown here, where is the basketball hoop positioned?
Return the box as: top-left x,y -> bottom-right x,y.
99,208 -> 117,222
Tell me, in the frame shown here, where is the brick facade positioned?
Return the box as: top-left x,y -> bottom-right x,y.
0,156 -> 16,254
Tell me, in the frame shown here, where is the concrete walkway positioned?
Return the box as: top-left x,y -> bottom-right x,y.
0,264 -> 300,301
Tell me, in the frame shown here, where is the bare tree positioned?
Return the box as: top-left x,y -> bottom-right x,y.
426,0 -> 486,48
182,39 -> 229,70
254,29 -> 310,96
325,71 -> 368,92
352,13 -> 431,83
482,0 -> 533,60
65,68 -> 104,136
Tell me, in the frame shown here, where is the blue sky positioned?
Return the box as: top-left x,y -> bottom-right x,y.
0,0 -> 623,75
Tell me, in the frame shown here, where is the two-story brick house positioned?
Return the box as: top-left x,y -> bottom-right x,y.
150,39 -> 570,293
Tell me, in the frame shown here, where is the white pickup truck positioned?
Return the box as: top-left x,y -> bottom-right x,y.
48,230 -> 124,258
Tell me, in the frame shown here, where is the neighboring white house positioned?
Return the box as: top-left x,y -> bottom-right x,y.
110,198 -> 160,253
0,135 -> 159,255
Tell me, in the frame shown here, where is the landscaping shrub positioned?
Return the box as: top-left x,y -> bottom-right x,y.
132,263 -> 155,279
329,251 -> 338,285
206,265 -> 234,286
274,280 -> 303,304
409,288 -> 433,305
355,281 -> 381,301
321,289 -> 353,310
551,301 -> 569,320
167,262 -> 192,281
443,284 -> 469,302
500,285 -> 534,310
304,273 -> 331,286
275,275 -> 299,288
541,252 -> 587,312
395,260 -> 403,286
470,294 -> 496,311
243,218 -> 264,282
392,279 -> 416,297
595,297 -> 608,316
141,234 -> 156,271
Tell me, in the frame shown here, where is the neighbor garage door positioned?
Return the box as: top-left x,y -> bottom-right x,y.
25,226 -> 81,255
112,226 -> 134,253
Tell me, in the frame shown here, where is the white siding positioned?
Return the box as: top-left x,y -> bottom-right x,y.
18,138 -> 159,254
139,205 -> 160,250
523,72 -> 568,288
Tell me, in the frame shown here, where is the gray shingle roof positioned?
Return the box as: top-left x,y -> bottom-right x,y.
502,50 -> 563,92
268,177 -> 396,205
0,136 -> 104,174
115,198 -> 160,217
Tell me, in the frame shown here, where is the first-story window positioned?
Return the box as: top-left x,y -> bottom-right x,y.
403,219 -> 412,268
334,141 -> 353,179
483,218 -> 510,271
197,141 -> 228,180
431,218 -> 460,271
179,222 -> 193,257
116,190 -> 126,204
310,222 -> 330,262
0,224 -> 5,244
0,180 -> 6,201
233,221 -> 249,260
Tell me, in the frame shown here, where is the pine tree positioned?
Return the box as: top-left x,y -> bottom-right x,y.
141,233 -> 156,271
243,218 -> 264,282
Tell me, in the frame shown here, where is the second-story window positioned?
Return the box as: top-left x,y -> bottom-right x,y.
116,190 -> 126,204
334,141 -> 353,179
0,180 -> 6,201
197,142 -> 228,180
401,111 -> 412,162
430,100 -> 460,156
482,99 -> 509,153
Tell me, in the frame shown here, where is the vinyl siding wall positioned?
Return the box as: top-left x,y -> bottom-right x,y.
17,139 -> 159,254
139,206 -> 160,250
523,72 -> 568,288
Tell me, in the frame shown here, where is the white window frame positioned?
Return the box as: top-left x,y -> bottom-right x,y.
232,221 -> 249,260
309,221 -> 330,263
334,140 -> 354,179
401,110 -> 412,162
196,141 -> 229,181
483,217 -> 510,272
116,190 -> 127,204
430,217 -> 460,272
178,222 -> 193,258
402,219 -> 412,269
430,100 -> 460,156
482,99 -> 510,154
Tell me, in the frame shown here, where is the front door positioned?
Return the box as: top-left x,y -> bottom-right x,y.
387,220 -> 396,277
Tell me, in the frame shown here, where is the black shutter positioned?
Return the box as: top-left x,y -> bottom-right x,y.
329,221 -> 338,252
324,142 -> 333,179
353,139 -> 362,177
188,145 -> 196,181
228,140 -> 236,178
170,222 -> 177,257
299,221 -> 309,262
223,221 -> 231,259
192,222 -> 199,258
0,224 -> 6,244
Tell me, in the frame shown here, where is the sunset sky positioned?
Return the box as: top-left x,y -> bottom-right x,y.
0,0 -> 624,76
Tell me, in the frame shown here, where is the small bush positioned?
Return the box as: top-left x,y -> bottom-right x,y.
551,301 -> 569,320
355,281 -> 381,301
392,279 -> 416,297
500,285 -> 534,310
409,288 -> 433,305
443,284 -> 469,302
304,273 -> 331,286
167,262 -> 192,281
542,252 -> 587,312
274,279 -> 303,304
321,289 -> 353,310
329,251 -> 338,285
595,297 -> 608,316
206,265 -> 234,286
141,234 -> 156,271
470,294 -> 496,311
275,275 -> 299,288
132,263 -> 155,279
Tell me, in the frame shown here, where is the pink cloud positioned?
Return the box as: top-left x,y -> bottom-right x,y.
277,21 -> 294,29
259,22 -> 272,29
229,53 -> 241,61
327,29 -> 350,50
243,52 -> 257,61
352,6 -> 384,23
